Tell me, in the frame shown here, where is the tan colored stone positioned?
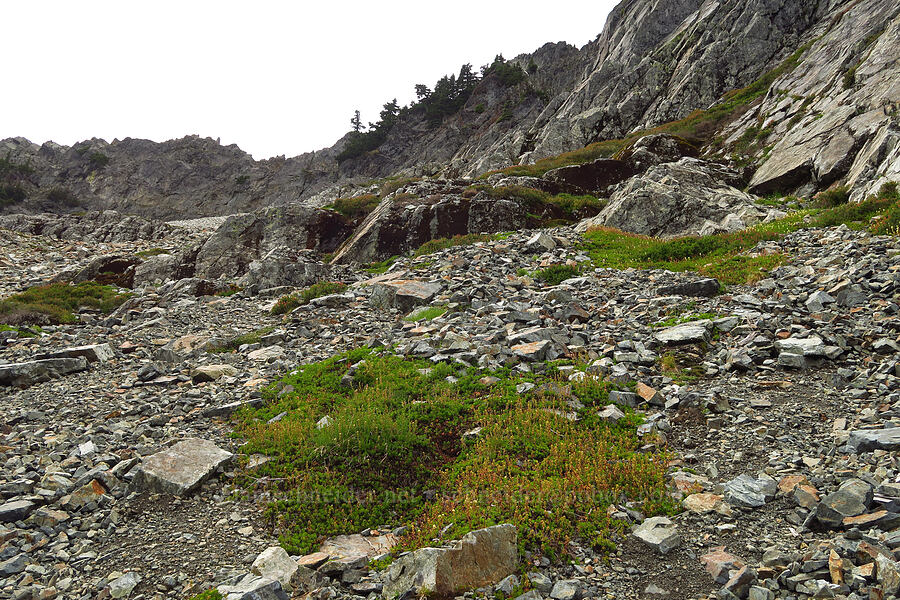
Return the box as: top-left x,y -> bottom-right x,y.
319,533 -> 397,561
777,474 -> 810,494
701,547 -> 745,584
683,493 -> 731,515
829,549 -> 844,585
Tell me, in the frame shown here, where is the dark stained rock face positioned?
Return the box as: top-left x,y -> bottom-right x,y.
543,159 -> 637,196
329,181 -> 533,265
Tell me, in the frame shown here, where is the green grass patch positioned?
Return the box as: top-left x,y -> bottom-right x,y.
812,186 -> 896,229
364,256 -> 399,275
581,183 -> 900,284
326,194 -> 381,221
233,350 -> 674,558
207,326 -> 276,353
403,306 -> 447,322
652,312 -> 719,328
0,282 -> 130,326
813,185 -> 850,208
534,264 -> 581,286
0,324 -> 41,338
187,590 -> 222,600
271,282 -> 348,315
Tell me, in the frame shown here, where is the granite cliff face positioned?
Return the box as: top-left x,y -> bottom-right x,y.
1,0 -> 897,222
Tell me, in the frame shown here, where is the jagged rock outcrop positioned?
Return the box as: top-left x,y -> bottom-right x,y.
0,210 -> 171,242
576,158 -> 781,237
734,0 -> 900,199
192,205 -> 350,280
329,180 -> 532,265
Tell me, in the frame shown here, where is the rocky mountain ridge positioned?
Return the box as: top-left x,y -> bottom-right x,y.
1,0 -> 896,221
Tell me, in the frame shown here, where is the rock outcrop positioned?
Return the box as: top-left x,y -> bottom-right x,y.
329,180 -> 531,265
0,210 -> 171,242
576,158 -> 781,237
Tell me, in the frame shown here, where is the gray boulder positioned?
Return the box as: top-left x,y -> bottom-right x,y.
654,320 -> 713,345
219,574 -> 289,600
133,438 -> 233,496
369,279 -> 442,312
0,357 -> 89,388
575,159 -> 780,238
382,524 -> 517,598
847,428 -> 900,453
36,343 -> 115,363
194,204 -> 351,280
632,516 -> 680,554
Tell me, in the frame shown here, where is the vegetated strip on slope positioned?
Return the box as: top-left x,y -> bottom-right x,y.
482,36 -> 820,180
581,182 -> 900,285
0,281 -> 130,325
232,349 -> 674,559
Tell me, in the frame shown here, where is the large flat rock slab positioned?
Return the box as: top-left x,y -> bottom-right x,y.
654,320 -> 713,345
319,533 -> 398,561
0,357 -> 89,387
847,428 -> 900,453
36,343 -> 115,363
370,279 -> 442,312
133,438 -> 233,496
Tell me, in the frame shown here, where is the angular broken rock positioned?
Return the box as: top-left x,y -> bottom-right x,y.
133,438 -> 233,496
631,516 -> 680,554
219,574 -> 289,600
108,572 -> 142,599
723,474 -> 776,508
319,533 -> 398,561
700,547 -> 745,584
654,320 -> 712,345
815,478 -> 872,528
525,231 -> 557,253
370,279 -> 442,313
597,404 -> 626,422
657,278 -> 721,298
252,546 -> 298,592
382,524 -> 516,598
0,357 -> 89,387
191,364 -> 238,383
774,335 -> 826,357
512,340 -> 551,362
846,428 -> 900,453
0,499 -> 35,523
683,493 -> 731,516
37,343 -> 115,363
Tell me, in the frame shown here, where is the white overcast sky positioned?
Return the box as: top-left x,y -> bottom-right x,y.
4,1 -> 617,159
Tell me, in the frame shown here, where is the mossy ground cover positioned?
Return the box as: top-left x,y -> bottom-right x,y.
326,194 -> 381,221
581,184 -> 900,284
0,281 -> 130,325
271,282 -> 348,315
233,349 -> 674,559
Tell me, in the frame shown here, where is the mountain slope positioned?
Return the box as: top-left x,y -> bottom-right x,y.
1,0 -> 897,220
